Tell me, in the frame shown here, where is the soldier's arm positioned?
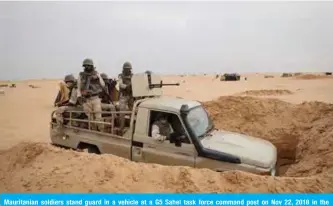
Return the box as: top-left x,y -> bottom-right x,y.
151,124 -> 166,141
54,91 -> 61,105
76,75 -> 82,97
96,72 -> 106,87
69,88 -> 78,105
104,85 -> 110,95
118,76 -> 127,89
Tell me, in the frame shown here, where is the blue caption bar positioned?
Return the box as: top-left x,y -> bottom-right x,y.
0,194 -> 332,206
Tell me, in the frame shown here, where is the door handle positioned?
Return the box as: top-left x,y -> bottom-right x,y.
134,147 -> 142,155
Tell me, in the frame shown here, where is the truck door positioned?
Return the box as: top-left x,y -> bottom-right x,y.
132,110 -> 196,167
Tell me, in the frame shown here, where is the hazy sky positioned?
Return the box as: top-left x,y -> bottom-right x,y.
1,1 -> 333,80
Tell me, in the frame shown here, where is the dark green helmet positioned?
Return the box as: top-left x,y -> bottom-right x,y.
123,61 -> 132,69
82,58 -> 94,66
122,62 -> 132,76
64,74 -> 75,82
100,73 -> 108,80
145,70 -> 152,75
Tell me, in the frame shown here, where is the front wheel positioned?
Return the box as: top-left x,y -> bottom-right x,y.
87,146 -> 100,154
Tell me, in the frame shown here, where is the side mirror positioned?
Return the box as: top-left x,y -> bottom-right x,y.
180,104 -> 189,114
175,139 -> 182,147
174,135 -> 186,147
169,132 -> 183,147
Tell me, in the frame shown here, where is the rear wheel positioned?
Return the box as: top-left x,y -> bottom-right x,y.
78,143 -> 101,154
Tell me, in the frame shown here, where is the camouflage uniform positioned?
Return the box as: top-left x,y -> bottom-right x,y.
100,73 -> 116,111
118,61 -> 134,131
55,74 -> 78,128
77,58 -> 105,131
151,114 -> 173,142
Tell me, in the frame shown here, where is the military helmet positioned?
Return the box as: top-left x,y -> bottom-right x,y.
145,70 -> 152,75
123,61 -> 132,69
82,58 -> 94,66
100,73 -> 108,80
64,74 -> 75,82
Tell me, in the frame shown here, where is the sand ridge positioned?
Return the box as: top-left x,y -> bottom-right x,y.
293,74 -> 333,80
238,89 -> 294,96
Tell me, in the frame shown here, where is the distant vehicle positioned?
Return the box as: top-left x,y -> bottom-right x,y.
28,84 -> 39,88
281,73 -> 293,78
50,72 -> 277,176
221,73 -> 241,81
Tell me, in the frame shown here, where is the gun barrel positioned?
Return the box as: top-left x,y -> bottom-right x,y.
149,83 -> 180,89
161,83 -> 180,86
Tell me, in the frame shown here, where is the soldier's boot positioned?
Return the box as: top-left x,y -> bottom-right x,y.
87,116 -> 96,130
96,118 -> 105,132
91,121 -> 98,131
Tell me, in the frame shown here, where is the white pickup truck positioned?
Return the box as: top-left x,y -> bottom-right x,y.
50,72 -> 277,176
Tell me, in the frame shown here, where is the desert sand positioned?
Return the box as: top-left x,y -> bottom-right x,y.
0,72 -> 333,192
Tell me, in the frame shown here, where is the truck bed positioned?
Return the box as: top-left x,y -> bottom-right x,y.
50,109 -> 136,158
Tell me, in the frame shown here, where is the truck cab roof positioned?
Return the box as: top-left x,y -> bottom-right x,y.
139,96 -> 201,113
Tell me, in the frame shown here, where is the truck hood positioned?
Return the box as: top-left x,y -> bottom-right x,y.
200,130 -> 277,169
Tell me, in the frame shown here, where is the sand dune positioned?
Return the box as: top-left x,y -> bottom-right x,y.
0,72 -> 333,192
238,89 -> 293,96
294,74 -> 333,80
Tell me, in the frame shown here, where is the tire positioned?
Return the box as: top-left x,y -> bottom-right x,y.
87,145 -> 100,154
78,142 -> 101,154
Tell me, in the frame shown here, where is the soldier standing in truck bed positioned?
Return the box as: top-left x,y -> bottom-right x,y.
55,74 -> 79,128
118,61 -> 134,132
77,58 -> 105,131
100,73 -> 116,111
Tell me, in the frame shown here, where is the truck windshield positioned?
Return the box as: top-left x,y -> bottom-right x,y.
186,106 -> 213,138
